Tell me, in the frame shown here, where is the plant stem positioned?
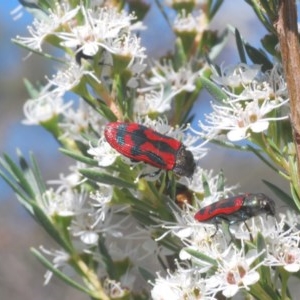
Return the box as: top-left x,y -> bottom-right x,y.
274,0 -> 300,188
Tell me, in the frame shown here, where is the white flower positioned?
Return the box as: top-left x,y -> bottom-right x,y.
88,137 -> 119,167
23,88 -> 72,125
47,62 -> 100,95
134,88 -> 173,114
155,197 -> 229,267
211,63 -> 288,104
47,162 -> 86,193
59,99 -> 105,141
206,246 -> 263,298
89,183 -> 113,226
179,168 -> 236,198
70,208 -> 128,246
173,10 -> 207,34
16,3 -> 80,51
264,217 -> 300,272
200,63 -> 289,141
151,262 -> 213,300
109,34 -> 146,60
39,188 -> 87,217
57,6 -> 139,56
70,212 -> 100,245
210,63 -> 262,88
139,59 -> 198,96
200,98 -> 288,141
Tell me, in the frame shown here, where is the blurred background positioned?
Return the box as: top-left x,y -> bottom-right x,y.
0,1 -> 290,299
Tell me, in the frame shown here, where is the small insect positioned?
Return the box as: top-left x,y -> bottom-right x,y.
175,185 -> 194,209
104,122 -> 195,177
194,193 -> 275,233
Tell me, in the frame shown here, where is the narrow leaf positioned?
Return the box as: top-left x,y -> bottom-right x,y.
184,248 -> 218,266
245,43 -> 273,72
59,148 -> 99,166
2,153 -> 35,197
256,233 -> 272,287
202,173 -> 211,197
31,248 -> 93,296
216,169 -> 225,192
199,76 -> 228,103
235,28 -> 247,63
256,232 -> 267,257
12,39 -> 66,63
31,203 -> 72,251
18,150 -> 44,197
262,180 -> 298,212
139,267 -> 155,283
0,169 -> 32,204
95,100 -> 118,122
209,0 -> 224,20
29,152 -> 47,193
209,28 -> 229,61
80,168 -> 136,189
98,237 -> 116,279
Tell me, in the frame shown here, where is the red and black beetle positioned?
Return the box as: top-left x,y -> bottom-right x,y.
194,193 -> 275,227
104,122 -> 195,177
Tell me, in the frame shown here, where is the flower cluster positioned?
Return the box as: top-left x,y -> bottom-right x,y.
151,198 -> 300,298
199,63 -> 289,141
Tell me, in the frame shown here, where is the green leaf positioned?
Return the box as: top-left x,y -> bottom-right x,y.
29,152 -> 47,193
31,202 -> 72,251
95,99 -> 118,122
202,173 -> 211,197
261,34 -> 279,56
12,39 -> 66,63
18,150 -> 46,197
139,267 -> 155,283
184,248 -> 218,266
23,79 -> 41,99
1,153 -> 35,198
80,168 -> 136,189
199,76 -> 228,103
256,232 -> 267,256
216,169 -> 225,192
245,0 -> 274,34
208,28 -> 229,61
59,148 -> 99,166
31,248 -> 93,296
250,281 -> 280,300
234,27 -> 247,63
289,183 -> 300,212
256,234 -> 273,289
209,0 -> 224,20
98,237 -> 116,279
245,43 -> 273,72
0,168 -> 32,207
262,180 -> 298,212
207,137 -> 250,151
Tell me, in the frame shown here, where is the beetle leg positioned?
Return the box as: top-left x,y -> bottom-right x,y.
243,221 -> 253,242
209,222 -> 219,238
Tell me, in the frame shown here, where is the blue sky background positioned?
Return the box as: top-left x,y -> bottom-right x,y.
0,1 -> 71,201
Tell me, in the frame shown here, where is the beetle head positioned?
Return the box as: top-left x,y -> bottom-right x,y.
249,193 -> 276,217
173,146 -> 196,177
